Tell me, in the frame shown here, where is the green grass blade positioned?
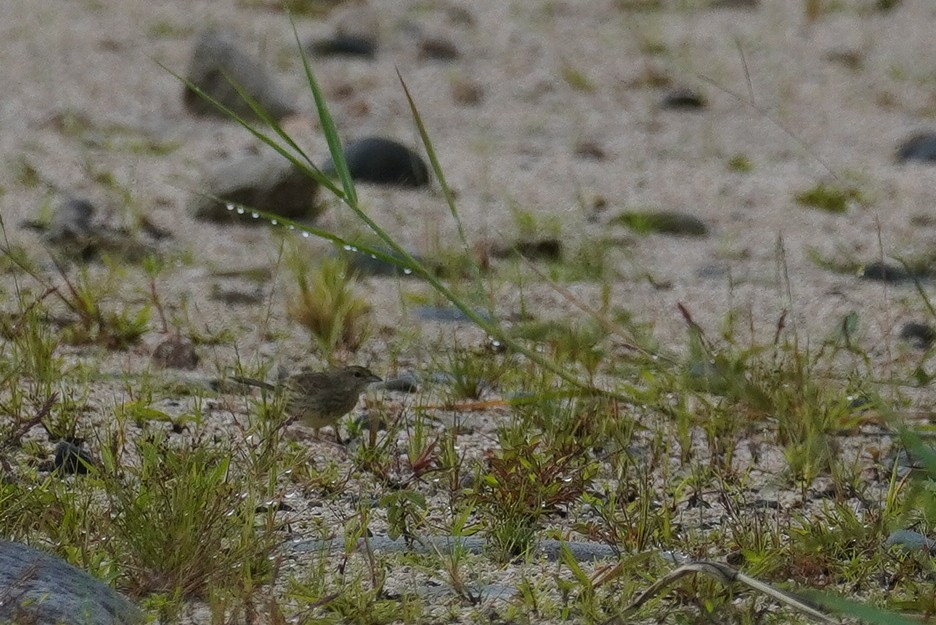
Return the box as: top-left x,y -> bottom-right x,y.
806,591 -> 919,625
289,15 -> 357,207
156,59 -> 344,198
396,68 -> 469,253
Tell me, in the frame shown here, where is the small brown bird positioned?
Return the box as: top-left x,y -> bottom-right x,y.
232,365 -> 381,442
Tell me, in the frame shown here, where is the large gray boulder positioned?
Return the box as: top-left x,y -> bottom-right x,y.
0,540 -> 144,625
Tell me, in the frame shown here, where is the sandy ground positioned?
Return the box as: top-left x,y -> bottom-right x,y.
3,1 -> 936,358
1,0 -> 935,621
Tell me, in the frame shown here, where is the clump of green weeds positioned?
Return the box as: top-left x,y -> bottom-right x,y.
727,153 -> 753,172
286,248 -> 371,359
795,182 -> 865,214
470,436 -> 598,560
98,429 -> 278,604
436,344 -> 513,401
511,318 -> 607,380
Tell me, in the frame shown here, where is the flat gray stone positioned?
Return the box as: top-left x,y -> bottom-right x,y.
189,151 -> 321,223
0,540 -> 144,625
184,29 -> 296,121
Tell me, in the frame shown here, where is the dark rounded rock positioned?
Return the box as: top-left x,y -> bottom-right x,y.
860,260 -> 909,283
695,263 -> 729,279
899,321 -> 935,349
307,35 -> 377,58
659,87 -> 706,110
322,137 -> 430,187
184,29 -> 296,121
379,372 -> 421,393
896,132 -> 936,163
573,140 -> 606,160
189,151 -> 321,223
32,197 -> 160,262
52,440 -> 93,475
419,36 -> 460,61
152,336 -> 200,370
48,198 -> 96,242
450,77 -> 484,105
0,541 -> 144,625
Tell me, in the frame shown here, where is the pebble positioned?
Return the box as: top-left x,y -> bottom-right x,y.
152,336 -> 200,370
573,140 -> 606,160
860,260 -> 909,283
48,197 -> 95,241
322,137 -> 430,187
52,440 -> 93,475
184,29 -> 296,121
450,77 -> 484,105
379,372 -> 421,393
896,132 -> 936,163
306,34 -> 377,58
899,321 -> 935,349
487,238 -> 563,261
189,151 -> 321,222
419,36 -> 460,61
659,87 -> 707,110
29,197 -> 160,262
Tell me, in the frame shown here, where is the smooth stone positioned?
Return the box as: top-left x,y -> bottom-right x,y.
0,540 -> 144,625
573,140 -> 605,160
379,372 -> 421,393
418,36 -> 460,60
48,198 -> 96,242
450,77 -> 484,105
899,321 -> 935,349
184,29 -> 296,121
897,132 -> 936,162
886,530 -> 936,553
306,34 -> 377,58
321,137 -> 430,187
189,151 -> 321,223
209,287 -> 265,305
659,87 -> 706,110
52,440 -> 93,475
152,336 -> 200,370
695,263 -> 729,279
860,260 -> 909,283
30,197 -> 160,262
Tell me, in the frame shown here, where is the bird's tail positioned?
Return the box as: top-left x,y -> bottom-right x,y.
230,376 -> 277,391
